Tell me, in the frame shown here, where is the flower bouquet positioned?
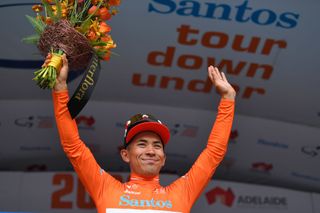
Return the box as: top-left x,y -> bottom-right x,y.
23,0 -> 120,118
23,0 -> 120,89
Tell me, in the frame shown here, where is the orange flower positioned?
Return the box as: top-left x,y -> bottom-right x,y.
106,40 -> 116,49
109,0 -> 121,6
32,5 -> 43,13
91,0 -> 100,5
61,8 -> 68,18
111,9 -> 118,15
100,35 -> 111,42
99,7 -> 111,21
102,52 -> 111,61
99,22 -> 111,33
45,17 -> 53,25
87,30 -> 98,41
88,6 -> 100,16
61,2 -> 68,10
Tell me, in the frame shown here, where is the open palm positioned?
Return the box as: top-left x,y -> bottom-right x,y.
208,66 -> 236,100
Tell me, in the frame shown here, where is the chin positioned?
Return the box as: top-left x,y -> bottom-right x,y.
142,169 -> 159,177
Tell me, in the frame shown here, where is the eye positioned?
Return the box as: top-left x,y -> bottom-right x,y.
137,143 -> 146,147
154,143 -> 163,149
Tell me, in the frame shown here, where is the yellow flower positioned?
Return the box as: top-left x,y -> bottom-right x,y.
32,5 -> 43,13
61,8 -> 68,18
90,19 -> 100,34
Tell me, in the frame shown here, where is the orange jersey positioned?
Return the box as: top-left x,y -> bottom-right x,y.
53,90 -> 235,213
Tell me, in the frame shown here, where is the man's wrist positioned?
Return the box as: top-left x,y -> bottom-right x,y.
221,92 -> 236,100
54,83 -> 68,92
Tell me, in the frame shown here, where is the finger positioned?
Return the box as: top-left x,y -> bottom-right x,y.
214,67 -> 223,80
61,54 -> 68,69
43,59 -> 51,67
42,54 -> 52,67
42,60 -> 50,68
221,72 -> 228,82
208,66 -> 214,81
212,67 -> 221,82
45,53 -> 52,60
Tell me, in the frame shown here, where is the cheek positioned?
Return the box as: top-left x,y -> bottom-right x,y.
158,151 -> 166,162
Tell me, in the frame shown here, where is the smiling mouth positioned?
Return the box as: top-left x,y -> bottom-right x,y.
142,159 -> 158,164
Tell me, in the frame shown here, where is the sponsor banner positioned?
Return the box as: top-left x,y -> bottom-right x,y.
194,180 -> 314,213
0,0 -> 319,128
0,172 -> 318,213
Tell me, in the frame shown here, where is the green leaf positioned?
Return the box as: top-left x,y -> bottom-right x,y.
69,0 -> 78,25
21,34 -> 40,44
54,0 -> 62,20
41,0 -> 56,22
95,50 -> 107,57
78,0 -> 93,21
82,0 -> 103,24
79,18 -> 91,33
25,15 -> 46,34
91,41 -> 107,46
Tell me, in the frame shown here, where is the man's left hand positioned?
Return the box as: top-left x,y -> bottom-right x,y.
208,66 -> 236,100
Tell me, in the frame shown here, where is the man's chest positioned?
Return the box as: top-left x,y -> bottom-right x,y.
99,184 -> 186,213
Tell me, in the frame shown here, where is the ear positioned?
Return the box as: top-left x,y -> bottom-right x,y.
120,149 -> 130,163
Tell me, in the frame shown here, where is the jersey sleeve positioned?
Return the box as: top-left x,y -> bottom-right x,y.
52,90 -> 111,203
168,98 -> 235,206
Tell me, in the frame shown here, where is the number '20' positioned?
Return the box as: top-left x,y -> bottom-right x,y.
51,173 -> 94,209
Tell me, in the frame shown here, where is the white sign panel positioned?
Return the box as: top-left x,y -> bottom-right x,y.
0,0 -> 319,127
193,180 -> 313,213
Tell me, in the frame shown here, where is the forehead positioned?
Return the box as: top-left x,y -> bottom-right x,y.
132,131 -> 162,142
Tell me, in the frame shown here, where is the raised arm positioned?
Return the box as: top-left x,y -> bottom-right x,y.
50,54 -> 110,202
169,66 -> 236,207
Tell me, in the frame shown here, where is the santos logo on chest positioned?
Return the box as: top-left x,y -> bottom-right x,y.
119,195 -> 173,208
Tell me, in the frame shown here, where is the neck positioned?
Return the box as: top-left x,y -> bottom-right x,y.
129,172 -> 160,183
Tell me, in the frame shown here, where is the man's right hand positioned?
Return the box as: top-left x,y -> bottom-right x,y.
43,53 -> 69,91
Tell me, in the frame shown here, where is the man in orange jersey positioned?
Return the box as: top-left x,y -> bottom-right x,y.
50,54 -> 236,213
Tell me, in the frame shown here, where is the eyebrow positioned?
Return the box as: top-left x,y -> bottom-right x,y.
137,139 -> 162,145
153,141 -> 162,145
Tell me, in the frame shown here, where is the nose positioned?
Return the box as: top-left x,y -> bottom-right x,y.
145,145 -> 156,156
